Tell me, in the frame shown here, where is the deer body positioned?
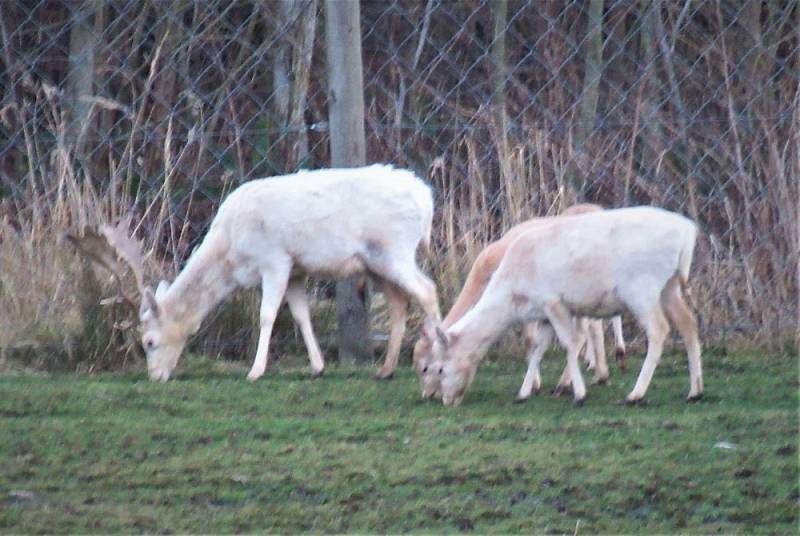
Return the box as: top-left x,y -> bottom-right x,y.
431,206 -> 702,406
414,204 -> 626,400
212,166 -> 434,280
133,165 -> 441,381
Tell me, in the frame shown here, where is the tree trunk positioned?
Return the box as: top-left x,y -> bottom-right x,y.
638,0 -> 664,186
65,1 -> 97,156
325,0 -> 371,364
563,0 -> 604,204
574,0 -> 604,150
0,3 -> 20,192
289,0 -> 318,168
491,0 -> 517,225
272,0 -> 293,166
263,0 -> 316,171
92,2 -> 112,181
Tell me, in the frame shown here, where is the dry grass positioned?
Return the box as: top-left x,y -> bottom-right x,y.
1,87 -> 796,372
0,84 -> 263,371
424,125 -> 798,351
1,0 -> 797,371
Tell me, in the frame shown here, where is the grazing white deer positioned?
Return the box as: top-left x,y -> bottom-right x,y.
423,206 -> 702,406
413,204 -> 627,401
72,165 -> 441,382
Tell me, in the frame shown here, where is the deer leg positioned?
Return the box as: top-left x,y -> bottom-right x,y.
553,317 -> 588,396
545,302 -> 586,404
625,293 -> 670,403
366,254 -> 441,324
580,318 -> 596,370
285,279 -> 325,376
588,319 -> 609,384
516,321 -> 553,401
662,278 -> 703,401
376,281 -> 409,379
611,315 -> 626,370
247,268 -> 290,381
404,268 -> 441,324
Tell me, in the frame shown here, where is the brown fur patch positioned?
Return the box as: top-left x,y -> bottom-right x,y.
448,332 -> 460,347
364,239 -> 383,257
561,203 -> 604,216
411,339 -> 430,364
511,292 -> 528,306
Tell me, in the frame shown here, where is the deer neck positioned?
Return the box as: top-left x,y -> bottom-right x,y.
160,234 -> 236,336
448,293 -> 512,364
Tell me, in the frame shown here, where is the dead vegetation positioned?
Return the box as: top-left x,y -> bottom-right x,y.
0,1 -> 796,371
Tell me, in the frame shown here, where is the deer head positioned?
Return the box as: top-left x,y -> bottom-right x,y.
68,219 -> 183,381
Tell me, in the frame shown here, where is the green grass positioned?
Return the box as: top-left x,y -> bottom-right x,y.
1,349 -> 797,533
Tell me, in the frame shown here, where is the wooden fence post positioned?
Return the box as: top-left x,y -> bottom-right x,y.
325,0 -> 371,363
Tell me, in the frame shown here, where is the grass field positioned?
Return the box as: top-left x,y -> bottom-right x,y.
1,348 -> 797,533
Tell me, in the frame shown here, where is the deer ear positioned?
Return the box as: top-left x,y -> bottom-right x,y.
436,327 -> 450,349
421,317 -> 437,342
143,287 -> 161,319
155,280 -> 170,299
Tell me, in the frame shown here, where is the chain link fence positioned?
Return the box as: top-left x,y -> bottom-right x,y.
1,0 -> 797,367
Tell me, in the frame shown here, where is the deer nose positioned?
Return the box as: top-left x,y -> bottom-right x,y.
148,368 -> 170,382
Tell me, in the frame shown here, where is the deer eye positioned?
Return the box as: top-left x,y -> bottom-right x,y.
422,365 -> 428,373
438,367 -> 444,375
143,337 -> 156,350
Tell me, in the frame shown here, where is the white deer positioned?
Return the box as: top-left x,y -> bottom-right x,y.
413,204 -> 627,401
423,206 -> 703,406
72,165 -> 441,382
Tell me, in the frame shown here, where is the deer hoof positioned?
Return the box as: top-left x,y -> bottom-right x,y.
375,370 -> 394,381
615,348 -> 626,370
622,397 -> 647,407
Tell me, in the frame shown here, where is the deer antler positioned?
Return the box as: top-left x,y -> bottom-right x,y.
99,217 -> 146,294
67,217 -> 147,314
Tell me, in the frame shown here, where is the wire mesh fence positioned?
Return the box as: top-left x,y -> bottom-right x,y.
0,0 -> 797,368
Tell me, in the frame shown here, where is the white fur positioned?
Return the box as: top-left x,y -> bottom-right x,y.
433,206 -> 703,406
140,164 -> 441,382
519,314 -> 626,400
414,204 -> 627,400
